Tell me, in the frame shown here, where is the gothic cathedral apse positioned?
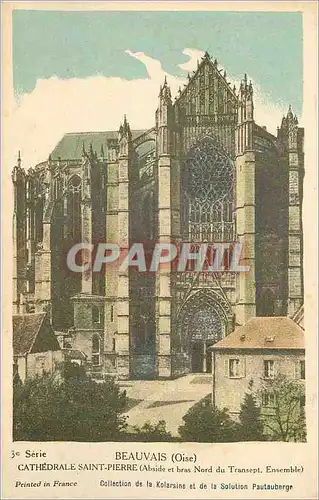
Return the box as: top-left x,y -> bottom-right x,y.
12,53 -> 304,380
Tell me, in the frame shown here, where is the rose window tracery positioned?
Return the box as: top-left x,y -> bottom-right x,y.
187,136 -> 234,203
183,136 -> 235,242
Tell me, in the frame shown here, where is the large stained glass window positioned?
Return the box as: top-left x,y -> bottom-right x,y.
182,136 -> 235,242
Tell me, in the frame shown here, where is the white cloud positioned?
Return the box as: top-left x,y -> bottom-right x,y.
6,49 -> 294,170
178,48 -> 205,72
124,49 -> 166,81
231,75 -> 289,134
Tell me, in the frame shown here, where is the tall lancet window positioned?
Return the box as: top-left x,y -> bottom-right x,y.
182,136 -> 235,242
92,334 -> 101,366
67,175 -> 82,241
35,196 -> 44,244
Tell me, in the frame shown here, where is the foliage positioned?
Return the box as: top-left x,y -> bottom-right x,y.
238,391 -> 265,441
178,395 -> 240,442
13,363 -> 127,441
124,420 -> 177,442
61,360 -> 87,381
259,374 -> 306,442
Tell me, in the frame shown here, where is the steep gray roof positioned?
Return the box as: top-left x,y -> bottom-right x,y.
51,130 -> 147,160
212,317 -> 305,350
13,313 -> 46,356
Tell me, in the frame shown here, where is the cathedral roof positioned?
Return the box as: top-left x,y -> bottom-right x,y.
51,130 -> 147,160
211,317 -> 304,351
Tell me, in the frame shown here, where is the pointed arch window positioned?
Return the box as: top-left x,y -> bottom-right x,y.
67,175 -> 82,240
92,306 -> 101,324
92,334 -> 101,366
35,197 -> 44,243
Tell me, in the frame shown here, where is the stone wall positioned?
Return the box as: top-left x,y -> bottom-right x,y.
212,349 -> 305,417
17,350 -> 63,382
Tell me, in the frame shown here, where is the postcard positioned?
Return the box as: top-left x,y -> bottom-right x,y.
1,1 -> 318,499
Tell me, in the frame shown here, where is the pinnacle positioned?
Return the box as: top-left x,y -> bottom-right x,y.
287,105 -> 295,120
119,114 -> 131,137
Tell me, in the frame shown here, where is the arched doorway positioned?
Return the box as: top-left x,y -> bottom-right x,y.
188,307 -> 223,372
178,290 -> 230,373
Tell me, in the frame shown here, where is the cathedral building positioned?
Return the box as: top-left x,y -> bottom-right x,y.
12,52 -> 304,379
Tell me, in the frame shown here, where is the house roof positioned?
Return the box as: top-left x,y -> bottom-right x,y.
212,317 -> 305,350
13,313 -> 46,356
51,130 -> 147,160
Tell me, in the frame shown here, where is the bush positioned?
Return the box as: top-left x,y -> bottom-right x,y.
124,420 -> 177,442
178,395 -> 240,442
238,392 -> 265,441
13,364 -> 128,441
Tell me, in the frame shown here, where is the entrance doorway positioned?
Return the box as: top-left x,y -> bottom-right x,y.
186,305 -> 223,373
191,342 -> 203,372
179,290 -> 231,375
191,340 -> 213,373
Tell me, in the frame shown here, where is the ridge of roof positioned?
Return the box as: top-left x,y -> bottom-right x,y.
50,129 -> 148,161
63,129 -> 147,137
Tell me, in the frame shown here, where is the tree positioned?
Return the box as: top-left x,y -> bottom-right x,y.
13,364 -> 128,441
238,391 -> 264,441
61,360 -> 87,381
178,395 -> 240,442
125,420 -> 176,442
259,374 -> 306,442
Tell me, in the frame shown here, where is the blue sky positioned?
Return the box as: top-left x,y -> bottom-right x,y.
10,10 -> 303,168
13,10 -> 302,113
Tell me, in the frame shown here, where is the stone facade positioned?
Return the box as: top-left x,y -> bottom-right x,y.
13,312 -> 63,382
12,53 -> 304,380
210,316 -> 305,426
212,350 -> 305,417
16,350 -> 63,383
